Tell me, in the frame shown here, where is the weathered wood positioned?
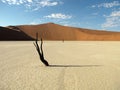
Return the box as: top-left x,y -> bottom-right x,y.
33,33 -> 49,66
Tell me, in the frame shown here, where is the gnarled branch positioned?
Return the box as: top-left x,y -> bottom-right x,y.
33,33 -> 49,66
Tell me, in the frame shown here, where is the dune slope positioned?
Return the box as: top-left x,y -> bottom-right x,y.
0,26 -> 33,40
1,23 -> 120,40
18,23 -> 120,40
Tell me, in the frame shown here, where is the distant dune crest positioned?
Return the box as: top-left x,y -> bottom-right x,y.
0,23 -> 120,40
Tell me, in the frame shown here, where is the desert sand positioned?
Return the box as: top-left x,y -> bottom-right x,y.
1,23 -> 120,40
0,41 -> 120,90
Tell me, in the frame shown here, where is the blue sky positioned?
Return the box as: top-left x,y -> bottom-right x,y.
0,0 -> 120,31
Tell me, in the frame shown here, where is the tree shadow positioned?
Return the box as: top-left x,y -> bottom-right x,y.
49,65 -> 102,67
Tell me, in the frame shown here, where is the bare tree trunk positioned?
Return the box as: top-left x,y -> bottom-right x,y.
33,33 -> 49,66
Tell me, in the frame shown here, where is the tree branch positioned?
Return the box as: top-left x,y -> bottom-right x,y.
33,33 -> 49,66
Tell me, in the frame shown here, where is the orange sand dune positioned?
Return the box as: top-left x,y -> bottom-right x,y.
1,22 -> 120,40
0,26 -> 33,40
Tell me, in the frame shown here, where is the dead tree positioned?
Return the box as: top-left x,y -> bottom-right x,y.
33,33 -> 49,66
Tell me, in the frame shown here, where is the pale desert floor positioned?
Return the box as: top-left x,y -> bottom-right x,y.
0,41 -> 120,90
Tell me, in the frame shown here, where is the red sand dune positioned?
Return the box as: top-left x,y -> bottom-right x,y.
1,22 -> 120,40
0,26 -> 33,40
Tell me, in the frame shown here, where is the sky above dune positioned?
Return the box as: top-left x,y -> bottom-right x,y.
0,0 -> 120,31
